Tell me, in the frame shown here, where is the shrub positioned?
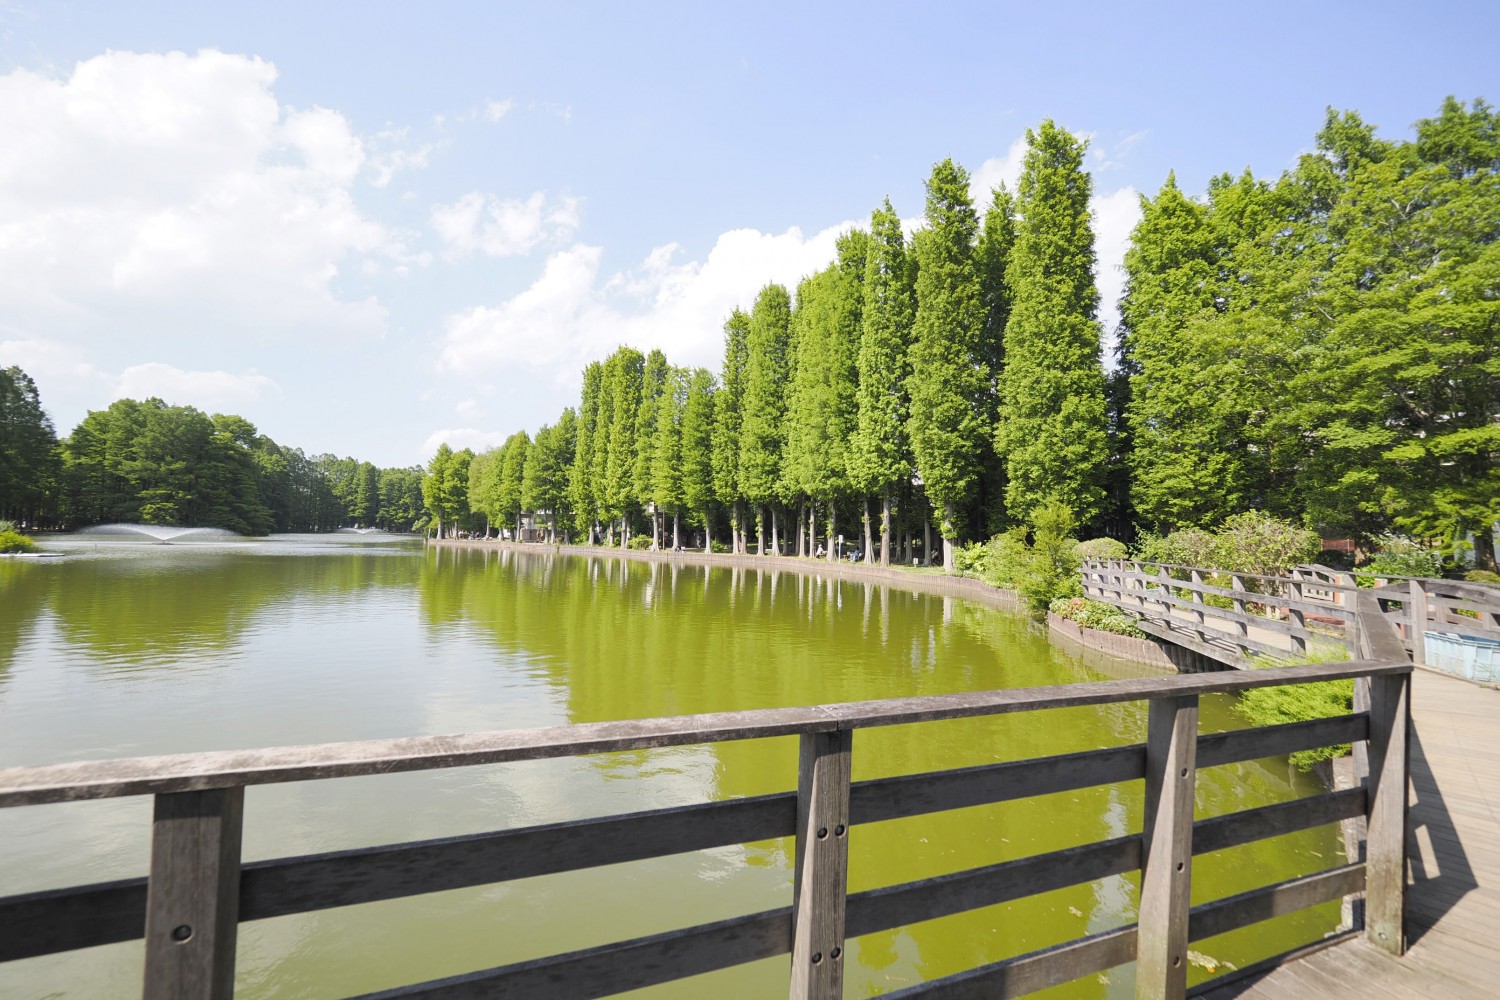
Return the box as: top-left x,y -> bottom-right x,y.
1048,596 -> 1144,638
1135,512 -> 1318,578
1074,537 -> 1128,561
1465,569 -> 1500,585
627,534 -> 653,550
953,540 -> 993,578
710,540 -> 733,554
0,530 -> 37,554
1360,534 -> 1442,579
981,529 -> 1032,590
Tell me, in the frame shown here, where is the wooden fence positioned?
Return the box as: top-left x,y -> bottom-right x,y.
0,595 -> 1412,1000
1082,557 -> 1500,671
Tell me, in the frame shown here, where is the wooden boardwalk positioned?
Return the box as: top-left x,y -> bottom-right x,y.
1201,666 -> 1500,999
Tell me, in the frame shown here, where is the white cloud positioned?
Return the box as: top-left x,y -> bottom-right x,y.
436,221 -> 853,382
431,191 -> 581,258
114,362 -> 279,410
454,398 -> 480,417
970,135 -> 1028,204
0,49 -> 405,344
422,427 -> 507,454
484,99 -> 514,123
367,127 -> 440,189
0,337 -> 105,384
1091,186 -> 1142,359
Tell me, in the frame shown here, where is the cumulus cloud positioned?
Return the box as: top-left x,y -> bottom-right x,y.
431,191 -> 581,258
484,99 -> 514,123
114,362 -> 279,410
970,135 -> 1028,204
436,221 -> 854,381
1091,186 -> 1142,360
0,337 -> 105,384
0,49 -> 406,343
422,427 -> 508,454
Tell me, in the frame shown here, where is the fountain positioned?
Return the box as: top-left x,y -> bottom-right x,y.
335,527 -> 385,535
78,523 -> 241,543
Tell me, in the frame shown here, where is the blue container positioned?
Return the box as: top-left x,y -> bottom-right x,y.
1424,631 -> 1500,682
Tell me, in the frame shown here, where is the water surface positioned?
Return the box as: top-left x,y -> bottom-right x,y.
0,538 -> 1342,998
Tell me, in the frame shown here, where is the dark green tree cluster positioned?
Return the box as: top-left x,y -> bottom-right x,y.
0,381 -> 426,534
1120,97 -> 1499,570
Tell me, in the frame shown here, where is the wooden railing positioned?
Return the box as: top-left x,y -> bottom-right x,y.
0,599 -> 1412,1000
1082,557 -> 1500,673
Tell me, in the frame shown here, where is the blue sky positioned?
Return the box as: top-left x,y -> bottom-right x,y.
1,1 -> 1495,468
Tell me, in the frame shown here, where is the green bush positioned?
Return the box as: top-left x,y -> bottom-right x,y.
0,530 -> 37,554
1074,537 -> 1128,561
1465,569 -> 1500,585
1360,533 -> 1441,579
1048,597 -> 1145,638
710,540 -> 733,554
627,534 -> 653,550
953,540 -> 993,578
1134,511 -> 1318,578
1235,679 -> 1354,770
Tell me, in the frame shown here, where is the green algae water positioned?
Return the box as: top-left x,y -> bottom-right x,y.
0,539 -> 1344,999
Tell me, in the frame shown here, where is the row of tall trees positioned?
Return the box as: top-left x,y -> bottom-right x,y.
434,99 -> 1495,571
0,384 -> 425,533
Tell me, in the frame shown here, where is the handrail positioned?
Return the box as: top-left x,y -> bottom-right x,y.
0,623 -> 1413,999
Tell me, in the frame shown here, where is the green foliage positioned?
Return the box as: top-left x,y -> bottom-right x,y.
0,366 -> 59,525
1235,675 -> 1355,770
976,501 -> 1084,614
712,310 -> 750,510
907,158 -> 987,565
738,285 -> 794,508
850,198 -> 914,503
1360,533 -> 1443,579
627,534 -> 652,550
679,369 -> 716,529
1135,511 -> 1319,577
0,529 -> 37,554
997,122 -> 1109,527
1074,537 -> 1128,560
523,411 -> 577,537
1048,597 -> 1145,638
953,540 -> 992,578
1466,569 -> 1500,585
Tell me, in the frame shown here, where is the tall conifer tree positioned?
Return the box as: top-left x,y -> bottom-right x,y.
712,310 -> 750,552
907,159 -> 987,571
738,284 -> 793,554
997,121 -> 1109,527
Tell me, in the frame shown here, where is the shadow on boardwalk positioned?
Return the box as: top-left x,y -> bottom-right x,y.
1199,669 -> 1499,999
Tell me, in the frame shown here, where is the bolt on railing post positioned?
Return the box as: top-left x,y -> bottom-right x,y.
1137,694 -> 1199,1000
790,730 -> 852,1000
1408,580 -> 1427,666
142,787 -> 244,1000
1365,669 -> 1410,956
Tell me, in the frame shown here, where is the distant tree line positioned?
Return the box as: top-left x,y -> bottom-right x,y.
431,99 -> 1498,572
0,378 -> 425,534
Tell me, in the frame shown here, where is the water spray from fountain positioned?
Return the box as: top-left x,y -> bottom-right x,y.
79,524 -> 242,543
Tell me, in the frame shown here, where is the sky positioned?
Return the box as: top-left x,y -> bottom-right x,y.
1,1 -> 1495,469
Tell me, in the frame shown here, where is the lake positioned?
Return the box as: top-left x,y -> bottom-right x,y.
0,536 -> 1341,998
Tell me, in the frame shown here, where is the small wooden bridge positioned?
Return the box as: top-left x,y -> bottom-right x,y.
0,583 -> 1435,999
1084,558 -> 1500,997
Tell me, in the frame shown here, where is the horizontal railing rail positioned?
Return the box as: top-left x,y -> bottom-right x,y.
1083,557 -> 1499,674
0,623 -> 1411,999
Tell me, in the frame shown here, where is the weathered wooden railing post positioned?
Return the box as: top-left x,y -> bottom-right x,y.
790,729 -> 852,1000
1408,579 -> 1427,667
142,787 -> 245,1000
1288,578 -> 1308,656
1189,569 -> 1207,644
1230,575 -> 1251,659
1136,694 -> 1198,1000
1357,590 -> 1411,956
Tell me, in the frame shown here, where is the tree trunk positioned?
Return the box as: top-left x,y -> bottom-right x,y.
703,510 -> 713,554
880,495 -> 891,567
1477,529 -> 1498,573
673,512 -> 680,550
923,519 -> 932,566
863,497 -> 874,564
941,503 -> 958,573
771,507 -> 780,556
809,504 -> 817,559
757,507 -> 765,556
828,504 -> 838,563
796,502 -> 805,558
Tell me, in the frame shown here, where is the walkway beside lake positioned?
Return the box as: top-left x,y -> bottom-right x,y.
1201,665 -> 1499,998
